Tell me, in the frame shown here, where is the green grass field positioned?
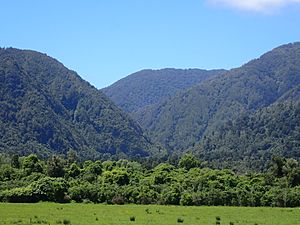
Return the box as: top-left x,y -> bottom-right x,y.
0,203 -> 299,225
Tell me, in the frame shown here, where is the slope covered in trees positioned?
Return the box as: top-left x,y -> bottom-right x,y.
196,98 -> 300,172
102,68 -> 226,113
0,48 -> 160,160
133,43 -> 300,160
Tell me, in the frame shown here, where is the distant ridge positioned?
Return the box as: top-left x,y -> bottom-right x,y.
102,68 -> 226,113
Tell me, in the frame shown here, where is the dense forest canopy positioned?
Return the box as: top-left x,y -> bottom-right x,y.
0,48 -> 162,160
196,98 -> 300,172
124,43 -> 300,169
102,68 -> 226,114
0,43 -> 300,173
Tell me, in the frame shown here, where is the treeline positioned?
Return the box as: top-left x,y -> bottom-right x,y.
0,153 -> 300,207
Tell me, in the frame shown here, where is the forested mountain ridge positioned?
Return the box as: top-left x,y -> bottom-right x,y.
133,42 -> 300,158
0,48 -> 160,159
102,68 -> 226,113
197,98 -> 300,171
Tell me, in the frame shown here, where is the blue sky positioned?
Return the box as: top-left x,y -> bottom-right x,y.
1,0 -> 300,88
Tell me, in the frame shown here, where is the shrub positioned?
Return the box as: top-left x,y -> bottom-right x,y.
68,182 -> 98,203
180,193 -> 193,206
112,195 -> 126,205
2,187 -> 37,203
29,177 -> 68,202
130,216 -> 135,221
177,218 -> 184,223
62,219 -> 71,225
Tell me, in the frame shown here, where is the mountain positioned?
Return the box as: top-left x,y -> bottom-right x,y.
102,68 -> 226,113
197,97 -> 300,172
196,83 -> 300,171
133,42 -> 300,160
0,48 -> 159,160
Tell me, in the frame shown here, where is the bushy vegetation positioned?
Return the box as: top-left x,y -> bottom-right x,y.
0,47 -> 160,160
0,153 -> 300,207
196,99 -> 300,172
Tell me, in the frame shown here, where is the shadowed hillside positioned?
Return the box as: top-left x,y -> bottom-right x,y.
0,48 -> 160,160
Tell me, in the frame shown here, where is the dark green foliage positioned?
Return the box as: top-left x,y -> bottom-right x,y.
1,154 -> 300,207
178,153 -> 200,170
0,47 -> 158,160
180,192 -> 193,206
0,164 -> 16,181
1,43 -> 300,207
102,68 -> 226,113
131,43 -> 300,168
177,217 -> 184,223
30,177 -> 68,202
62,219 -> 71,225
2,176 -> 67,203
22,154 -> 43,175
2,187 -> 36,203
103,169 -> 130,185
10,154 -> 20,168
66,150 -> 77,165
129,216 -> 135,221
196,100 -> 300,172
66,163 -> 80,178
47,155 -> 65,177
68,181 -> 98,203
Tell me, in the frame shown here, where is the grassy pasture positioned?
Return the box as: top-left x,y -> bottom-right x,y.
0,203 -> 299,225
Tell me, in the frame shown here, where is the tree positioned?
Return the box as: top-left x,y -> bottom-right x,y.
178,153 -> 201,170
29,177 -> 68,202
103,169 -> 129,186
161,184 -> 181,205
47,155 -> 65,177
180,192 -> 193,206
67,150 -> 77,165
67,163 -> 80,178
0,164 -> 16,181
283,159 -> 300,187
11,154 -> 20,169
269,156 -> 286,178
22,154 -> 43,175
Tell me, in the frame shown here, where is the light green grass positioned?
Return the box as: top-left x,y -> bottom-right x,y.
0,203 -> 299,225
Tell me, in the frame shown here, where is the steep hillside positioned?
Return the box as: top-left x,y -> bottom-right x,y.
102,68 -> 226,113
0,48 -> 159,159
134,43 -> 300,154
196,97 -> 300,172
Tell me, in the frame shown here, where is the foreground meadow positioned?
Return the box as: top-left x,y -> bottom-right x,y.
0,203 -> 299,225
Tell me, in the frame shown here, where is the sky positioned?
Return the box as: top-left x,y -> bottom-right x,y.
1,0 -> 300,89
